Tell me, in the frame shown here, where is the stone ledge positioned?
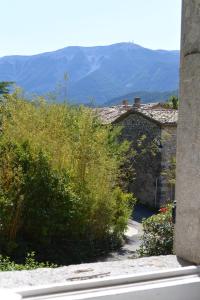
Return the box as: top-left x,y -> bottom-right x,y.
0,255 -> 192,289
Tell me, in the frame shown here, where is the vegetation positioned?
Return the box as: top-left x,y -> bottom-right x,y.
162,156 -> 176,202
0,252 -> 56,271
138,143 -> 176,257
122,132 -> 161,207
164,95 -> 179,110
165,157 -> 176,188
106,90 -> 179,107
138,205 -> 174,257
0,91 -> 135,265
0,81 -> 14,95
0,43 -> 179,104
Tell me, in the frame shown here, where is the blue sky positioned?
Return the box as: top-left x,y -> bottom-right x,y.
0,0 -> 181,57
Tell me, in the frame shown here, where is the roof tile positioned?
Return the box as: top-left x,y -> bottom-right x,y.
96,104 -> 178,125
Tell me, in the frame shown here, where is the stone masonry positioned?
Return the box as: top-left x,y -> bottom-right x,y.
116,112 -> 162,208
97,103 -> 178,208
0,255 -> 191,288
175,0 -> 200,264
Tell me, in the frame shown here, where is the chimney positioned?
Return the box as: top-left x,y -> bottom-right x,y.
133,97 -> 141,108
122,99 -> 129,108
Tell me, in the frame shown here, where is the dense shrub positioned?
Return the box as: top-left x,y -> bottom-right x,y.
0,142 -> 82,260
0,93 -> 135,264
0,252 -> 56,271
138,205 -> 174,257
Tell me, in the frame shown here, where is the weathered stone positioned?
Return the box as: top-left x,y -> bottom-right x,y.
175,0 -> 200,264
97,104 -> 178,125
97,105 -> 178,208
117,112 -> 177,207
118,113 -> 162,207
181,0 -> 200,57
159,126 -> 177,205
0,256 -> 191,288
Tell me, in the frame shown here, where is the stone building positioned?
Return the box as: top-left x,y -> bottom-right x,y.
97,99 -> 178,208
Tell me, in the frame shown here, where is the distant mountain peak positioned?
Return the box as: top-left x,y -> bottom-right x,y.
0,43 -> 180,105
106,42 -> 142,48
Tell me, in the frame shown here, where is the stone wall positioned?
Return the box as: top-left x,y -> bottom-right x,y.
116,112 -> 177,208
175,0 -> 200,264
117,112 -> 162,207
159,125 -> 177,206
0,256 -> 190,288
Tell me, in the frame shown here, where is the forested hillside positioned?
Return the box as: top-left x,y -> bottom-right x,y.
0,43 -> 179,104
105,90 -> 179,106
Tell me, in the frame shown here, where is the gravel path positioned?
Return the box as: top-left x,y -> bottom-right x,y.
99,219 -> 142,262
99,204 -> 155,262
0,256 -> 192,289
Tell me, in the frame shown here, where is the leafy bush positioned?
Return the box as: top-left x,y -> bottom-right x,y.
0,93 -> 135,264
138,205 -> 174,257
0,141 -> 83,260
163,95 -> 179,110
0,252 -> 56,271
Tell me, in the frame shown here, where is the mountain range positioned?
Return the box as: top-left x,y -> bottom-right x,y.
105,90 -> 179,106
0,43 -> 180,105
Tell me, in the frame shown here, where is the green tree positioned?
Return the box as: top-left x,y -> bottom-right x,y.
164,95 -> 179,109
0,93 -> 135,264
0,82 -> 14,95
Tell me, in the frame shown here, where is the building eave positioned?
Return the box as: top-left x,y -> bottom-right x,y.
112,109 -> 177,127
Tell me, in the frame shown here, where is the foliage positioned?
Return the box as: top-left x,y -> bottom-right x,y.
0,252 -> 56,271
0,82 -> 14,95
164,156 -> 176,187
106,90 -> 179,107
122,132 -> 161,205
162,156 -> 176,201
138,205 -> 174,257
136,134 -> 161,158
133,134 -> 161,185
164,95 -> 179,110
0,93 -> 135,264
0,44 -> 179,104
